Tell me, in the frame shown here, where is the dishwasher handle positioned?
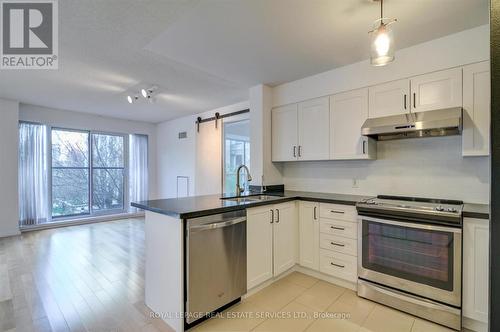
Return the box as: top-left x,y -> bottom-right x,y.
189,217 -> 246,232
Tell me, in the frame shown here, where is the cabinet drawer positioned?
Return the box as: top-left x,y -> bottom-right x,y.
319,219 -> 357,239
320,233 -> 357,256
319,249 -> 357,282
320,203 -> 357,222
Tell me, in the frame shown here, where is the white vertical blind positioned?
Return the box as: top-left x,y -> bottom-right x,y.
129,134 -> 149,211
18,122 -> 49,225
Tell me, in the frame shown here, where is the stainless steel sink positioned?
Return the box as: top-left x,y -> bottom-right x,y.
221,194 -> 279,203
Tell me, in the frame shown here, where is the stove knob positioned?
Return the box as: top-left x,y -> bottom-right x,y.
447,207 -> 457,213
435,206 -> 445,212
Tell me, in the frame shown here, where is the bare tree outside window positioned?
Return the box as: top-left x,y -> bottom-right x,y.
51,129 -> 125,218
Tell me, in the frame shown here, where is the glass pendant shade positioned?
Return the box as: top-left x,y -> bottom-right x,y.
370,21 -> 395,66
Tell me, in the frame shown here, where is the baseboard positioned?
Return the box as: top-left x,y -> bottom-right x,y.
20,212 -> 145,232
463,316 -> 488,332
294,265 -> 357,291
0,228 -> 21,238
244,264 -> 357,298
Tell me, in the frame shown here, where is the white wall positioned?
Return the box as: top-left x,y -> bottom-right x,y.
0,99 -> 20,237
155,101 -> 249,198
250,85 -> 283,186
156,114 -> 197,199
283,137 -> 489,204
273,25 -> 490,107
19,104 -> 158,199
270,25 -> 490,204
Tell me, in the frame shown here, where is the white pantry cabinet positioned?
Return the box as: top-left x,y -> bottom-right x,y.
463,218 -> 489,326
330,88 -> 376,160
463,61 -> 490,157
368,79 -> 410,118
271,104 -> 298,161
246,201 -> 297,289
297,97 -> 330,160
410,67 -> 462,113
298,201 -> 320,271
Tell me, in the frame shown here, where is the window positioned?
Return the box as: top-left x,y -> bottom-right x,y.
51,129 -> 90,217
51,129 -> 126,218
223,120 -> 250,194
91,134 -> 125,212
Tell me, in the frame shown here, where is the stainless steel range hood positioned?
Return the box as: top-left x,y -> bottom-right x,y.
361,107 -> 463,141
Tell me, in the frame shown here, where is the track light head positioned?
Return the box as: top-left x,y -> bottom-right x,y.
127,95 -> 138,104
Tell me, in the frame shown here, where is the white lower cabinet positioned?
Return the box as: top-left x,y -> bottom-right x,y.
318,203 -> 358,283
463,218 -> 489,328
298,201 -> 320,270
246,201 -> 297,289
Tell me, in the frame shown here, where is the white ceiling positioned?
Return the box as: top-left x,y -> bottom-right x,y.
0,0 -> 489,123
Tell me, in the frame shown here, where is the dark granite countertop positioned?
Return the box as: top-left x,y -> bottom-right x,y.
131,191 -> 371,219
132,191 -> 489,221
463,203 -> 490,220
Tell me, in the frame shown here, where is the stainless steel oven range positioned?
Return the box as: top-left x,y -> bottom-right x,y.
356,195 -> 463,330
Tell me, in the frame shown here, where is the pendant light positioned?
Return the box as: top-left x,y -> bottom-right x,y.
369,0 -> 397,66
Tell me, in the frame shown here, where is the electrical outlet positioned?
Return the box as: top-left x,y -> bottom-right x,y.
352,178 -> 359,188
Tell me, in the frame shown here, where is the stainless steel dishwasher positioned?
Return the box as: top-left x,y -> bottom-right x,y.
186,210 -> 247,324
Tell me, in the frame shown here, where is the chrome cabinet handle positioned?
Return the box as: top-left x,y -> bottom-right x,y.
404,94 -> 407,110
330,262 -> 345,268
293,146 -> 297,158
330,226 -> 345,230
270,209 -> 274,223
330,242 -> 345,247
298,146 -> 302,157
362,140 -> 366,154
275,209 -> 280,223
330,210 -> 345,214
313,206 -> 317,220
413,92 -> 416,108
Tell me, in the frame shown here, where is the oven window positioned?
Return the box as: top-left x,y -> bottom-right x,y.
362,219 -> 454,291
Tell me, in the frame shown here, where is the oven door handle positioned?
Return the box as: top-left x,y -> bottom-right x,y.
359,216 -> 461,234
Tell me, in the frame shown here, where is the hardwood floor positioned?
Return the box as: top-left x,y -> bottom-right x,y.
0,218 -> 172,332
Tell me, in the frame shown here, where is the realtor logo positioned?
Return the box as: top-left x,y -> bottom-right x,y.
1,0 -> 58,69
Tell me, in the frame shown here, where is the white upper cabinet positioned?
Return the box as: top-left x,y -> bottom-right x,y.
297,97 -> 330,160
368,79 -> 410,118
330,88 -> 376,160
463,61 -> 490,157
272,104 -> 298,161
410,67 -> 462,113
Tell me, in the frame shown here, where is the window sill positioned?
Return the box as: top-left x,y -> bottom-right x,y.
20,211 -> 145,232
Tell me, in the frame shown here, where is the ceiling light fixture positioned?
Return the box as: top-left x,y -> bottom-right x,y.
127,95 -> 138,104
141,86 -> 157,99
369,0 -> 397,66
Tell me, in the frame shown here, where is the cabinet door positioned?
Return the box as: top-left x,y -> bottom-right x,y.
463,218 -> 489,323
297,97 -> 330,160
330,88 -> 375,160
273,201 -> 297,276
272,104 -> 298,161
246,206 -> 274,289
463,61 -> 490,157
410,67 -> 462,113
298,201 -> 319,270
368,79 -> 410,118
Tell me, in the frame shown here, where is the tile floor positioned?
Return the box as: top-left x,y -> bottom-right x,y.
191,272 -> 455,332
0,219 -> 459,332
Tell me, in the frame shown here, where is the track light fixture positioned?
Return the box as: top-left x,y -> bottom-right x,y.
141,86 -> 157,100
127,95 -> 138,104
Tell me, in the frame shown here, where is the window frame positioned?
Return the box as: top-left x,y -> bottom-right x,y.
48,126 -> 129,221
222,117 -> 251,194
